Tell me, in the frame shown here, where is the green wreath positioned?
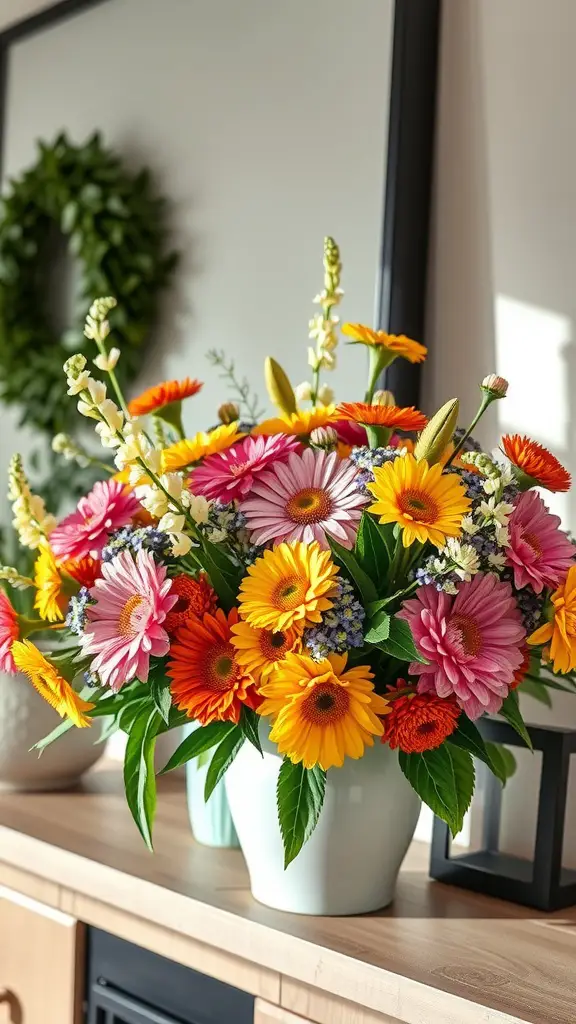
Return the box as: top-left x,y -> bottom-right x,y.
0,131 -> 178,435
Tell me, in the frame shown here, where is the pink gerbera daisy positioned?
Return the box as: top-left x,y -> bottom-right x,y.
190,434 -> 300,502
399,573 -> 526,719
50,480 -> 140,562
0,591 -> 18,674
80,549 -> 178,690
239,447 -> 367,548
506,490 -> 574,594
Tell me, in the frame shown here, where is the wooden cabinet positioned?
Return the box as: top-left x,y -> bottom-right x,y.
0,886 -> 81,1024
254,998 -> 402,1024
255,1001 -> 312,1024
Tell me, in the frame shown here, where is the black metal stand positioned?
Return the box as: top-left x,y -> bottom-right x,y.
430,719 -> 576,911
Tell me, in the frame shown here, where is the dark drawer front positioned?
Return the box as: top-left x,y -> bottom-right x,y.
87,928 -> 254,1024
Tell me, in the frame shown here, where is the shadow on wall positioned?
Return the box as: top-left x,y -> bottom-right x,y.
425,0 -> 576,864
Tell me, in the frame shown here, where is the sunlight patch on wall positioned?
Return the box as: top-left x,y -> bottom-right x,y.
495,294 -> 571,523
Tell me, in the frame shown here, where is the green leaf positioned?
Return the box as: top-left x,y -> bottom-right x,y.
399,743 -> 475,837
485,741 -> 517,781
364,610 -> 391,644
123,707 -> 162,849
374,617 -> 427,663
520,676 -> 553,707
160,721 -> 235,774
327,536 -> 377,604
32,716 -> 75,753
355,513 -> 393,585
204,726 -> 244,801
500,690 -> 533,750
451,716 -> 509,784
239,707 -> 263,755
277,760 -> 326,867
149,674 -> 172,726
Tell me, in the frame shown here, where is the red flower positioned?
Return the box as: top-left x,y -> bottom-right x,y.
128,378 -> 203,417
165,574 -> 217,635
382,681 -> 460,753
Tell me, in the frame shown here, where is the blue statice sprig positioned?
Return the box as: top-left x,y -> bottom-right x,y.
66,586 -> 93,635
101,525 -> 171,563
303,577 -> 365,661
349,445 -> 406,497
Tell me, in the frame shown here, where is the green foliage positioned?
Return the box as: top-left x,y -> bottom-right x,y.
399,743 -> 475,837
355,512 -> 393,588
204,726 -> 245,801
370,617 -> 426,663
159,720 -> 236,774
500,690 -> 533,750
327,535 -> 377,604
123,705 -> 162,850
0,131 -> 178,437
451,715 -> 514,784
276,760 -> 326,867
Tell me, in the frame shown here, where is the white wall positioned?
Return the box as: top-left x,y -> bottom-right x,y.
427,0 -> 576,863
0,0 -> 393,522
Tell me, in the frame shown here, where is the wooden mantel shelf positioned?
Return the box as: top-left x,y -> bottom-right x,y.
0,767 -> 573,1024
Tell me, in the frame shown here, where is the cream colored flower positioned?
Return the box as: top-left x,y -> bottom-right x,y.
67,370 -> 91,396
94,347 -> 120,372
87,378 -> 106,406
317,384 -> 334,405
171,533 -> 193,556
295,381 -> 313,403
189,495 -> 210,524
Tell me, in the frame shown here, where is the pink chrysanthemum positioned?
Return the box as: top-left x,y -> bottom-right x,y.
240,447 -> 367,549
399,573 -> 526,719
81,549 -> 178,690
190,434 -> 300,502
0,591 -> 18,674
506,491 -> 574,594
50,480 -> 140,562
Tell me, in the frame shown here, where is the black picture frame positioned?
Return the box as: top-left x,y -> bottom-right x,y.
0,0 -> 440,410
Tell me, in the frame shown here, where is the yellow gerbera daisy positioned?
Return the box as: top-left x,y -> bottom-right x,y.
342,323 -> 427,364
238,541 -> 339,632
161,422 -> 245,472
258,651 -> 389,770
12,640 -> 94,728
368,453 -> 471,548
252,405 -> 338,437
33,544 -> 66,622
230,619 -> 302,682
528,565 -> 576,673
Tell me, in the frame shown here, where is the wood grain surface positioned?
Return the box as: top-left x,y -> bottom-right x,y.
0,766 -> 573,1024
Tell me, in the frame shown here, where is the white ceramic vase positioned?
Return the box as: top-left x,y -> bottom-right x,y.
0,670 -> 104,791
225,726 -> 421,915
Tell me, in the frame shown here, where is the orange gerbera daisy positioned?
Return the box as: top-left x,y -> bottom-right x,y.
528,565 -> 576,673
511,646 -> 531,690
165,573 -> 217,634
336,402 -> 428,432
342,323 -> 427,364
167,607 -> 259,725
61,555 -> 101,589
501,434 -> 571,493
252,406 -> 338,437
382,683 -> 460,754
128,377 -> 203,417
230,619 -> 302,682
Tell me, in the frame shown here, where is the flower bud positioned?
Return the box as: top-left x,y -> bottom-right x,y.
264,357 -> 297,418
295,381 -> 313,403
481,374 -> 508,399
218,401 -> 240,425
310,425 -> 338,450
94,347 -> 120,372
414,398 -> 460,465
373,389 -> 396,407
317,384 -> 334,405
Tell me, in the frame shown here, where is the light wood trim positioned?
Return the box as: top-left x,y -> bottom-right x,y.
0,859 -> 61,908
69,890 -> 280,1002
281,982 -> 404,1024
0,886 -> 82,1024
255,1000 -> 314,1024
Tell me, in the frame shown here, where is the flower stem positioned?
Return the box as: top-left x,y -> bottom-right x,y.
445,394 -> 493,467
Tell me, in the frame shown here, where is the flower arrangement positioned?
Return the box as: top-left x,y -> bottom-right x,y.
2,243 -> 576,866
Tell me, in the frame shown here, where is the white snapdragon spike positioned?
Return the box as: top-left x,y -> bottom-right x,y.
77,399 -> 100,420
495,525 -> 510,548
67,370 -> 92,395
295,381 -> 313,402
94,347 -> 120,372
137,487 -> 169,519
87,378 -> 107,406
51,433 -> 90,467
308,346 -> 321,372
98,398 -> 124,431
114,433 -> 149,470
189,495 -> 210,524
95,421 -> 121,449
171,533 -> 193,556
8,454 -> 56,550
158,512 -> 185,534
0,565 -> 33,590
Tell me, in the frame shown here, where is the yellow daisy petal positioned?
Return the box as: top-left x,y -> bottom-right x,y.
162,422 -> 245,472
12,640 -> 94,728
